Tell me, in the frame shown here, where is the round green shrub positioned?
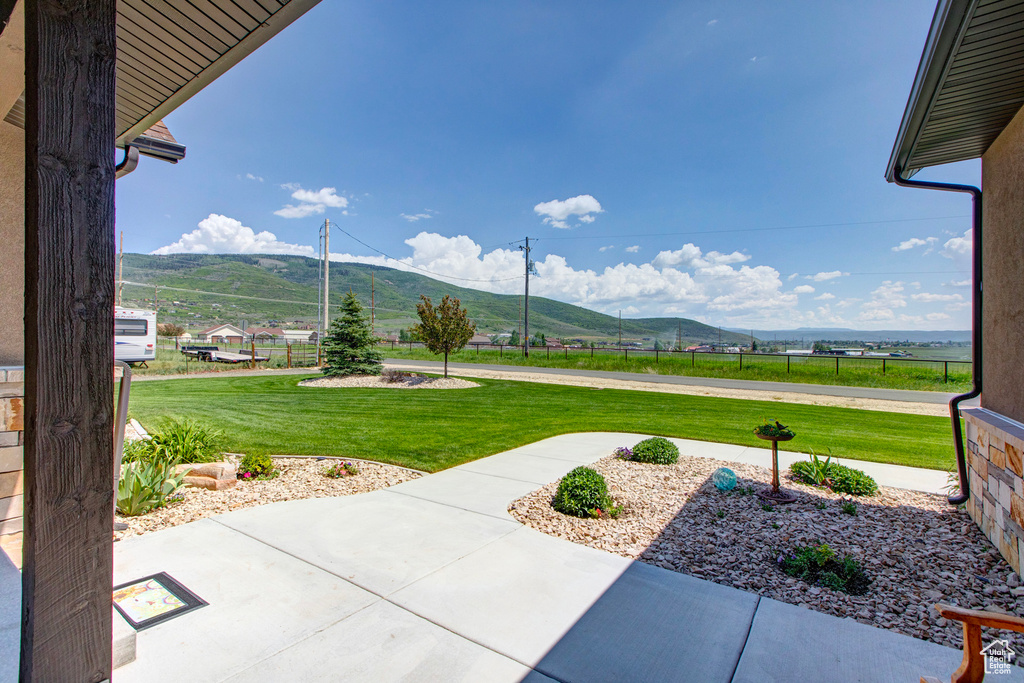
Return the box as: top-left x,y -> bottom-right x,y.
629,437 -> 679,465
552,466 -> 617,518
238,453 -> 277,480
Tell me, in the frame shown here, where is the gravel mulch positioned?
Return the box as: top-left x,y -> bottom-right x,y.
508,453 -> 1024,657
114,456 -> 421,541
299,375 -> 479,389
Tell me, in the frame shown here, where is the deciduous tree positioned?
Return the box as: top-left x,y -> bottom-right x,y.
413,295 -> 475,377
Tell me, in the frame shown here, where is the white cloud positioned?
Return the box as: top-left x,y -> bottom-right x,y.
892,236 -> 937,252
926,312 -> 951,321
245,173 -> 264,182
533,194 -> 602,229
911,293 -> 963,303
792,285 -> 815,294
153,214 -> 316,256
814,292 -> 835,300
598,245 -> 615,252
625,245 -> 640,253
807,270 -> 847,282
275,185 -> 349,219
707,19 -> 718,25
858,281 -> 906,322
787,273 -> 798,281
942,229 -> 972,258
328,232 -> 795,321
946,279 -> 971,287
401,213 -> 432,222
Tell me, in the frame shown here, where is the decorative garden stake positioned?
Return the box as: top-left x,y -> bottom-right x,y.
753,420 -> 798,504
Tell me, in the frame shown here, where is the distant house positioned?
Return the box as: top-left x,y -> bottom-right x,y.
469,334 -> 493,345
282,329 -> 316,343
375,332 -> 399,343
245,327 -> 285,341
198,324 -> 244,344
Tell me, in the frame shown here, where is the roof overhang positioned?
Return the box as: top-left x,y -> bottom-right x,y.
2,0 -> 321,151
886,0 -> 1024,181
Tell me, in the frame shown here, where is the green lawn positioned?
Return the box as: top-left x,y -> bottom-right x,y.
381,345 -> 972,392
128,373 -> 958,473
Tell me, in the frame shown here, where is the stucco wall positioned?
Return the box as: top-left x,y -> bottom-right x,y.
0,122 -> 24,366
981,106 -> 1024,424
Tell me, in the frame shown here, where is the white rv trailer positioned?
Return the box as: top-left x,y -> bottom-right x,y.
114,307 -> 157,365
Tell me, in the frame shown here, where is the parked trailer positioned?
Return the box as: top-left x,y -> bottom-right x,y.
180,345 -> 269,363
114,307 -> 156,366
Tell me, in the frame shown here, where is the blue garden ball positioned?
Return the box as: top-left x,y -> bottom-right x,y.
712,467 -> 737,491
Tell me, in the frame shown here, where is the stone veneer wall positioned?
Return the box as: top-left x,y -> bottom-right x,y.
0,367 -> 24,540
962,407 -> 1024,575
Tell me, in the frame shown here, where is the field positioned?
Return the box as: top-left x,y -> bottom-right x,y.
128,374 -> 959,473
379,344 -> 972,392
140,341 -> 972,393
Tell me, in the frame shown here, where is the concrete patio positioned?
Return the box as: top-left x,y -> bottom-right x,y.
2,434 -> 1011,681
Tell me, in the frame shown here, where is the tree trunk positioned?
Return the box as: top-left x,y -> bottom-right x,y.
444,351 -> 448,377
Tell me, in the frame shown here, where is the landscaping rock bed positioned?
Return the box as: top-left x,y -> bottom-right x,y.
299,375 -> 479,389
509,453 -> 1024,657
114,456 -> 421,541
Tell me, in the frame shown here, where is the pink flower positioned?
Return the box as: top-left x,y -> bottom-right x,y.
243,472 -> 251,478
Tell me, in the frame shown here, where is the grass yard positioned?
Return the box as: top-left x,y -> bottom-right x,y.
380,345 -> 971,392
128,374 -> 958,473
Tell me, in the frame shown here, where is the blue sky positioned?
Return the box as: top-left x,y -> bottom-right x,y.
118,0 -> 979,331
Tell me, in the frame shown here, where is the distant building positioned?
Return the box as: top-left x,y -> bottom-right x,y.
245,326 -> 284,341
469,334 -> 493,345
281,329 -> 316,343
198,324 -> 244,344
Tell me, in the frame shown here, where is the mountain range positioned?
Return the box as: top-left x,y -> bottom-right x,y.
118,253 -> 749,344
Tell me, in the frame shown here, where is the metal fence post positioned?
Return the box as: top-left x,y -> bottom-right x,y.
624,348 -> 628,361
565,347 -> 568,360
739,353 -> 742,371
944,361 -> 948,383
692,351 -> 695,367
836,356 -> 840,375
882,358 -> 885,375
787,355 -> 790,373
655,349 -> 659,363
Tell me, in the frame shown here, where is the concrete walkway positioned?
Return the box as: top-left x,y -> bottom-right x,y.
98,433 -> 995,682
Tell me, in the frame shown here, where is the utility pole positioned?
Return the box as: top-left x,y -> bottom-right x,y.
676,320 -> 682,351
154,285 -> 159,314
323,218 -> 330,332
519,237 -> 531,357
117,231 -> 123,307
371,270 -> 375,334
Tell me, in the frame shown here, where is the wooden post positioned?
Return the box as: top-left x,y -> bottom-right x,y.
287,343 -> 292,369
251,340 -> 256,369
23,0 -> 117,679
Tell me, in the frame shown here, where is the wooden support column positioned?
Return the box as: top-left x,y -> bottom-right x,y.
22,0 -> 117,680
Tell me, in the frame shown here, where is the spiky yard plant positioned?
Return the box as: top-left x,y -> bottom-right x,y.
321,291 -> 384,377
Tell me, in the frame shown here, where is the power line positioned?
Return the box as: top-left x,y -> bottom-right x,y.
118,280 -> 520,323
330,224 -> 525,284
535,215 -> 971,242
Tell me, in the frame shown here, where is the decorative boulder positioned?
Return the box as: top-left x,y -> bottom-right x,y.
175,461 -> 237,490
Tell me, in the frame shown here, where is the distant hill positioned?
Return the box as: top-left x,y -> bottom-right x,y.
120,253 -> 748,345
727,327 -> 971,344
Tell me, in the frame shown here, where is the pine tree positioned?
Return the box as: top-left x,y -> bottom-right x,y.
321,291 -> 383,376
413,294 -> 475,377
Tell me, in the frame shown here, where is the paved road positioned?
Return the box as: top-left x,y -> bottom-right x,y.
130,358 -> 979,408
386,358 -> 977,406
